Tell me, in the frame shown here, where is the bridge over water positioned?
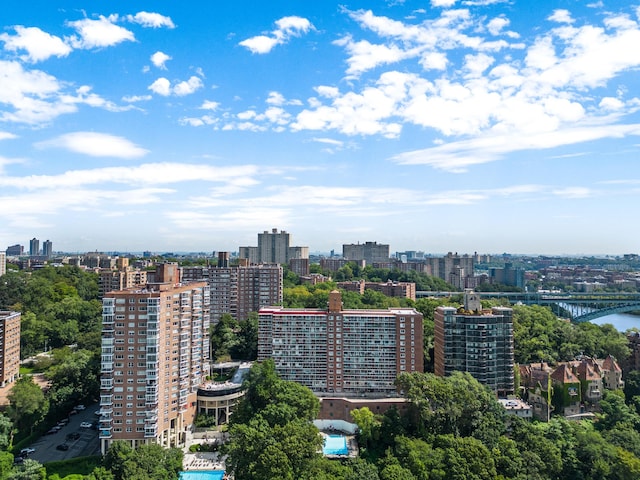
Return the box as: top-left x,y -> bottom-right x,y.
415,291 -> 640,323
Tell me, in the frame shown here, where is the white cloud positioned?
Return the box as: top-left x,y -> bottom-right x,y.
238,36 -> 279,55
148,77 -> 171,96
122,94 -> 152,103
150,51 -> 171,69
552,187 -> 592,198
312,137 -> 344,147
149,76 -> 203,96
390,124 -> 640,172
199,100 -> 219,110
334,36 -> 413,78
548,9 -> 574,24
173,76 -> 203,96
0,132 -> 18,141
127,12 -> 175,29
179,115 -> 218,127
0,60 -> 77,124
0,163 -> 260,190
599,97 -> 624,111
239,16 -> 314,54
66,16 -> 135,49
432,0 -> 457,6
35,132 -> 149,159
487,17 -> 510,36
0,26 -> 72,62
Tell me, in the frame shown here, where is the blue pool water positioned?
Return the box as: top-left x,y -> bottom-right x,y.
179,471 -> 225,480
323,434 -> 348,455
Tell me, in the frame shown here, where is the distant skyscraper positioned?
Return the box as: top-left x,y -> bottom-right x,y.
5,245 -> 23,256
259,290 -> 423,395
426,252 -> 475,290
29,238 -> 40,256
0,311 -> 21,387
42,240 -> 53,258
434,291 -> 514,396
258,228 -> 290,264
239,228 -> 308,265
343,241 -> 390,265
0,252 -> 5,277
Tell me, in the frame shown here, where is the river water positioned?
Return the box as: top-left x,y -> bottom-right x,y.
592,312 -> 640,332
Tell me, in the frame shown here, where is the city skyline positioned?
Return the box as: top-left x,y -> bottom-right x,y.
1,1 -> 640,255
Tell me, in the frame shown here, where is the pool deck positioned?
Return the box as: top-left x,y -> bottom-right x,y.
320,432 -> 359,459
183,452 -> 227,471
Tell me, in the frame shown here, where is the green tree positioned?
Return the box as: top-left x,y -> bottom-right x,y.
396,372 -> 505,444
7,377 -> 48,435
7,459 -> 45,480
0,451 -> 14,480
350,407 -> 380,454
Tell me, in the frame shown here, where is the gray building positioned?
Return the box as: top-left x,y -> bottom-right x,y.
239,228 -> 308,265
342,241 -> 390,265
434,291 -> 514,396
42,240 -> 53,258
29,238 -> 39,256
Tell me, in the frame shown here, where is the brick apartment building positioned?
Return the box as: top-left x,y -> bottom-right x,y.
99,264 -> 210,453
258,290 -> 423,396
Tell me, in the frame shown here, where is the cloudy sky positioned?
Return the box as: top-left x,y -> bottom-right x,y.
1,0 -> 639,255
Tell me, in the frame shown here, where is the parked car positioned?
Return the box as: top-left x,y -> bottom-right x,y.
74,404 -> 86,411
56,444 -> 69,451
94,410 -> 102,416
13,456 -> 24,465
80,422 -> 92,428
66,432 -> 81,440
19,448 -> 35,456
46,426 -> 62,435
57,418 -> 69,426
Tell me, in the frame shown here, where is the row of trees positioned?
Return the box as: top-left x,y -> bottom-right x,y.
0,266 -> 102,358
223,361 -> 640,480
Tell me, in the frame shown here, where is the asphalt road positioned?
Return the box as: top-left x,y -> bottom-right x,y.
25,404 -> 101,464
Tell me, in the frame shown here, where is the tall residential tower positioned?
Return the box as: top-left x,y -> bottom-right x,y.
99,264 -> 210,453
434,291 -> 514,396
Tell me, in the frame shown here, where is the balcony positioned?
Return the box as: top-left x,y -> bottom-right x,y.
144,425 -> 158,438
100,379 -> 114,390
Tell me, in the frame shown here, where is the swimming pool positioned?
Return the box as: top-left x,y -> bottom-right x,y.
179,471 -> 225,480
323,434 -> 348,455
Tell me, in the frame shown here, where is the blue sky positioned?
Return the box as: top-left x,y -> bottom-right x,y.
1,0 -> 639,255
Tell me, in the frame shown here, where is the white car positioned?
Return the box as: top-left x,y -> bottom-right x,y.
74,405 -> 86,411
80,422 -> 92,428
20,448 -> 35,456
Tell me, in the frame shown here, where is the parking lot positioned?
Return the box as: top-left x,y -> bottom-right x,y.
25,404 -> 101,464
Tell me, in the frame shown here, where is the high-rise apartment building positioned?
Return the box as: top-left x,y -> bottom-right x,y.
29,238 -> 40,256
239,228 -> 308,265
182,263 -> 282,323
42,240 -> 53,258
0,252 -> 5,277
342,241 -> 390,265
99,264 -> 210,453
98,258 -> 148,298
434,291 -> 514,396
0,311 -> 21,387
425,252 -> 475,290
258,290 -> 423,395
258,228 -> 290,264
